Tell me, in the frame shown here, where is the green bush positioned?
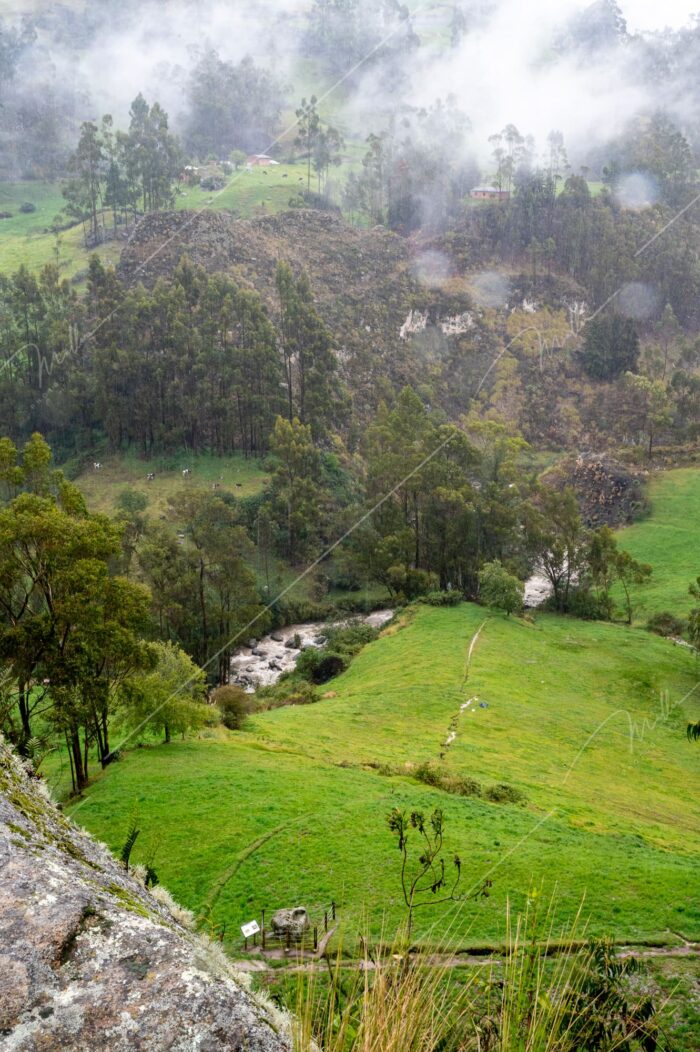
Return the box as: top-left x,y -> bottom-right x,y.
647,611 -> 686,637
294,621 -> 379,686
419,590 -> 462,607
296,648 -> 348,684
256,680 -> 320,711
546,586 -> 609,620
387,566 -> 439,600
483,782 -> 526,804
211,685 -> 251,730
324,622 -> 379,654
414,761 -> 482,797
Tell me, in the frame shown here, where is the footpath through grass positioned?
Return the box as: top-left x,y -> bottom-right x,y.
68,603 -> 700,955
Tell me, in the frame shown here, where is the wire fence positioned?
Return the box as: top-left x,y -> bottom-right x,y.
241,900 -> 337,953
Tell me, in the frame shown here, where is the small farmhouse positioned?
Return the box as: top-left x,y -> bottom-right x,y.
246,154 -> 280,167
470,186 -> 511,200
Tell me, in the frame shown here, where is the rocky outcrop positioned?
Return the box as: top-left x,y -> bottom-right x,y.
0,741 -> 291,1051
270,908 -> 310,940
116,209 -> 490,416
543,453 -> 648,527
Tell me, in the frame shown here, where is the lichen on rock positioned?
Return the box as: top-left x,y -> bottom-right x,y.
0,740 -> 291,1051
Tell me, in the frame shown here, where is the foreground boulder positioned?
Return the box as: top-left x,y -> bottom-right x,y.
0,740 -> 290,1051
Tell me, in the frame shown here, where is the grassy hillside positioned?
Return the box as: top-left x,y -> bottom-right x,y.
67,603 -> 700,955
0,170 -> 608,277
0,181 -> 115,277
73,451 -> 269,518
615,467 -> 700,623
175,162 -> 316,218
0,163 -> 318,278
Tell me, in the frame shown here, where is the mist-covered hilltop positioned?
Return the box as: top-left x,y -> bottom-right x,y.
3,0 -> 700,184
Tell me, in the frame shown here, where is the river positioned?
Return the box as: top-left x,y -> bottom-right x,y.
231,609 -> 395,690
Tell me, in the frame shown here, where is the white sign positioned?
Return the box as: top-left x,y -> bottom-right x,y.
241,920 -> 260,939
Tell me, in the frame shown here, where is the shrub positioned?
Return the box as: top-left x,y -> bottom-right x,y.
296,648 -> 348,684
483,782 -> 526,804
275,596 -> 332,624
211,684 -> 251,730
324,622 -> 378,654
387,566 -> 438,600
414,761 -> 482,797
19,202 -> 36,213
479,560 -> 524,616
255,679 -> 320,711
419,590 -> 462,607
549,586 -> 609,620
295,621 -> 378,685
647,611 -> 686,637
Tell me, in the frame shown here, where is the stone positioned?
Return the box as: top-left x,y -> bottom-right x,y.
270,908 -> 309,940
0,740 -> 290,1051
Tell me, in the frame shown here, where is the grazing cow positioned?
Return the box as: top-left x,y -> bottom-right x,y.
182,468 -> 191,478
146,472 -> 156,481
212,482 -> 220,490
282,173 -> 288,178
93,462 -> 101,471
235,482 -> 243,488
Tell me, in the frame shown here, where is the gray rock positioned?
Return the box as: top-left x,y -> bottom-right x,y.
0,740 -> 290,1051
270,908 -> 309,940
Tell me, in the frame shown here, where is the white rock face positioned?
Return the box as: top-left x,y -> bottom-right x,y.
439,312 -> 474,336
399,309 -> 428,340
399,310 -> 475,340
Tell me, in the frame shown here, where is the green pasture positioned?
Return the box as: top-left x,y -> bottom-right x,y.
67,603 -> 700,954
615,467 -> 700,623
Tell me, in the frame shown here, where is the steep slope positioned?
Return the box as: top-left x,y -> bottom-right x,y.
0,740 -> 290,1051
117,209 -> 494,413
67,606 -> 700,951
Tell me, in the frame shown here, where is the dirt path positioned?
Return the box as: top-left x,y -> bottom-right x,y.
198,824 -> 290,922
440,618 -> 489,757
233,939 -> 700,974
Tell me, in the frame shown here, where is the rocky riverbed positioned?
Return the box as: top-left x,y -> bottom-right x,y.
523,573 -> 552,607
231,610 -> 395,690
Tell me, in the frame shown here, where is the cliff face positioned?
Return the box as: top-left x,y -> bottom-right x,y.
0,742 -> 291,1051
